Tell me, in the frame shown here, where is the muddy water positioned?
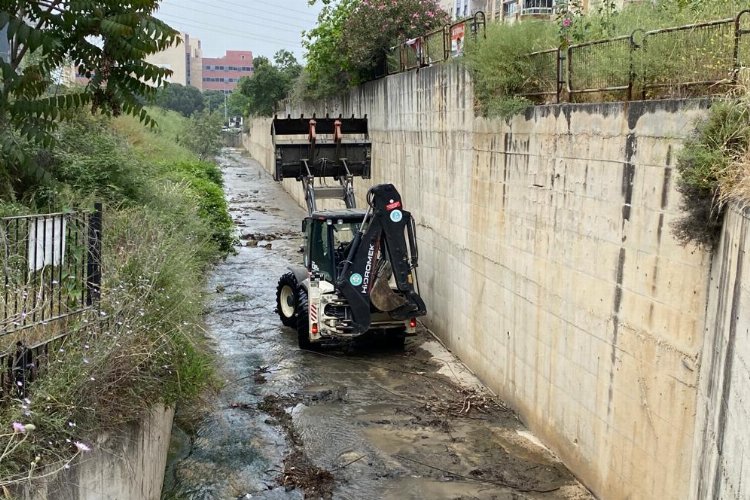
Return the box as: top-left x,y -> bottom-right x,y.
163,149 -> 592,500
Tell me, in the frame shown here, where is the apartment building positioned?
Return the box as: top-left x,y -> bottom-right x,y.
452,0 -> 630,22
144,32 -> 203,87
202,51 -> 254,94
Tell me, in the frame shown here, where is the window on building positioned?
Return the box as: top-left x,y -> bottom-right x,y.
503,0 -> 519,17
493,0 -> 502,20
522,0 -> 554,15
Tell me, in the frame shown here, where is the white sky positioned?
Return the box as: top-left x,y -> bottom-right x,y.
155,0 -> 326,62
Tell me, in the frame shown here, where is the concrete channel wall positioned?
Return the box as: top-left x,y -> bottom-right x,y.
690,206 -> 750,500
13,405 -> 174,500
243,63 -> 748,499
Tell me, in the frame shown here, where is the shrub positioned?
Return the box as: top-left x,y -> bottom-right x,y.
464,21 -> 556,117
0,196 -> 217,482
180,110 -> 224,161
166,166 -> 233,254
340,0 -> 449,84
675,99 -> 750,247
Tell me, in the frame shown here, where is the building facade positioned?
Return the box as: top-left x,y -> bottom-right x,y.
202,51 -> 254,94
482,0 -> 634,22
187,36 -> 203,89
144,32 -> 203,88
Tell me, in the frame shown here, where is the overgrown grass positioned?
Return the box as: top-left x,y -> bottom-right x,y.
465,0 -> 743,117
0,107 -> 230,485
675,96 -> 750,247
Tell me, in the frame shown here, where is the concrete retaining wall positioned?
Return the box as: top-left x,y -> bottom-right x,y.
13,405 -> 174,500
690,206 -> 750,500
242,63 -> 740,499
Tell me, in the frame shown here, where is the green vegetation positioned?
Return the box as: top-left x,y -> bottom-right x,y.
465,0 -> 742,117
237,50 -> 301,116
298,0 -> 447,100
155,83 -> 206,117
675,98 -> 750,248
0,1 -> 176,172
0,107 -> 229,484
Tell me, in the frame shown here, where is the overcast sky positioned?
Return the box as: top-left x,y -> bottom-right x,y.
155,0 -> 325,62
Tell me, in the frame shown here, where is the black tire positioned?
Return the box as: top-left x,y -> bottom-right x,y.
275,272 -> 298,327
295,287 -> 313,349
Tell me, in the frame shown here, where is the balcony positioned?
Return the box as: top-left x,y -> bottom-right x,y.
501,0 -> 555,21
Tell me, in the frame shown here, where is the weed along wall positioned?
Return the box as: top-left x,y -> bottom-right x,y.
13,405 -> 173,499
244,63 -> 744,499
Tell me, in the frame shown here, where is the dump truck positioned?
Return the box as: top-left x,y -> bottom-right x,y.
272,115 -> 426,348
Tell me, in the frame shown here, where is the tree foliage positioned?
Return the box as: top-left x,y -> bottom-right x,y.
301,0 -> 448,98
203,89 -> 225,113
154,83 -> 204,117
238,50 -> 300,116
180,109 -> 224,161
300,0 -> 356,100
0,0 -> 178,198
340,0 -> 448,83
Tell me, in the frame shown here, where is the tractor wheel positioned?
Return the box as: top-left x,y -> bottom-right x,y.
275,272 -> 298,327
295,287 -> 313,350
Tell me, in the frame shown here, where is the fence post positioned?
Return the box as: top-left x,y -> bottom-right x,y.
556,48 -> 564,103
628,29 -> 643,101
86,202 -> 102,307
733,10 -> 750,83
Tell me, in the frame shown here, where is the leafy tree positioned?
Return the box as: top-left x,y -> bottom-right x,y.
0,0 -> 177,198
154,83 -> 204,117
180,110 -> 223,161
227,87 -> 249,116
238,51 -> 300,116
301,0 -> 357,99
203,89 -> 225,113
339,0 -> 449,83
301,0 -> 449,96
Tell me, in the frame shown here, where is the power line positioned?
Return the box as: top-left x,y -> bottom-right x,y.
160,0 -> 317,30
212,0 -> 321,21
157,13 -> 304,49
158,4 -> 308,34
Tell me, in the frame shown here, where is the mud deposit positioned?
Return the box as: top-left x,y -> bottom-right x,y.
163,149 -> 592,500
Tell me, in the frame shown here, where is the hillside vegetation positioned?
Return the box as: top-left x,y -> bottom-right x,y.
0,107 -> 229,485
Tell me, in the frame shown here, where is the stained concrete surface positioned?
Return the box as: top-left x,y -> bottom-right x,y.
163,149 -> 592,500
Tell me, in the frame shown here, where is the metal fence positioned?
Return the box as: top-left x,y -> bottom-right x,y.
0,204 -> 102,401
558,10 -> 750,102
386,12 -> 486,76
567,34 -> 635,99
520,48 -> 562,103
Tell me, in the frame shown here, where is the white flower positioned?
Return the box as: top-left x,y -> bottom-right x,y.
74,441 -> 91,452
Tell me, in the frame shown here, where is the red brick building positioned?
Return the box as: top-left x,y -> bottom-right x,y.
202,50 -> 254,93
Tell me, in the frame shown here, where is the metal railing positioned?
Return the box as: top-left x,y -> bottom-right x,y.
638,16 -> 745,99
564,10 -> 750,101
0,204 -> 102,338
0,204 -> 102,402
386,12 -> 486,76
521,48 -> 563,103
0,333 -> 68,402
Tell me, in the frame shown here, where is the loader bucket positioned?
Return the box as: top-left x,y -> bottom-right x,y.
271,115 -> 372,181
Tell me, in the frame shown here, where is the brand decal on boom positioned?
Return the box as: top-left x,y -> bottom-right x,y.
390,209 -> 403,223
349,273 -> 363,286
361,243 -> 376,293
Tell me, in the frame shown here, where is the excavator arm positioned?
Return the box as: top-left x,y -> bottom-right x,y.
335,184 -> 427,334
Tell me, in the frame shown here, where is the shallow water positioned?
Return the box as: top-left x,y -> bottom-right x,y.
163,149 -> 592,500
